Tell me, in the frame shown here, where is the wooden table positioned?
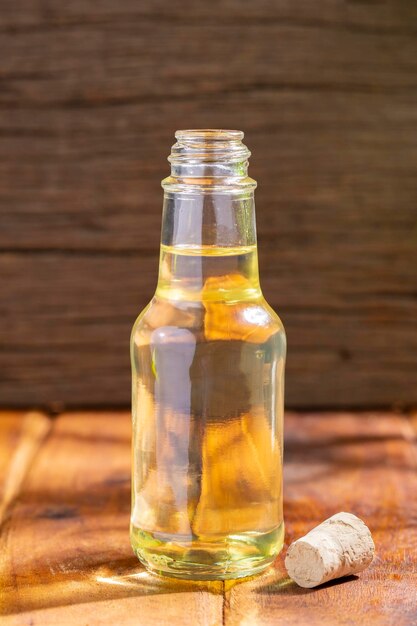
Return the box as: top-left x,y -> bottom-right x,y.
1,410 -> 416,625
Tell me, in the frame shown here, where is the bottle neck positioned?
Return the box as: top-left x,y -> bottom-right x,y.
156,130 -> 261,301
160,189 -> 257,249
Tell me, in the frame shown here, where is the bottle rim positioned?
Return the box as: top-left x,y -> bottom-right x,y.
169,129 -> 251,165
175,129 -> 244,142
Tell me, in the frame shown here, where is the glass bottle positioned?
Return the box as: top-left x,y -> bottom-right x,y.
130,130 -> 286,580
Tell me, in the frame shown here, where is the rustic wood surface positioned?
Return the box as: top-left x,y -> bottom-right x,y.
1,410 -> 416,625
1,2 -> 417,409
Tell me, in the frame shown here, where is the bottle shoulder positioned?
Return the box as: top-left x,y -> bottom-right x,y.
260,297 -> 286,335
131,294 -> 285,348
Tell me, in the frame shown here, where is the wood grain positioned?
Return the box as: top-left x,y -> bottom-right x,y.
1,246 -> 416,408
0,1 -> 417,408
224,411 -> 417,626
0,411 -> 51,525
0,411 -> 223,625
1,410 -> 416,625
410,410 -> 417,428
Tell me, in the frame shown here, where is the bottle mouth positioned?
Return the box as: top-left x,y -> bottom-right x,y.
169,129 -> 251,165
163,129 -> 256,192
175,129 -> 244,142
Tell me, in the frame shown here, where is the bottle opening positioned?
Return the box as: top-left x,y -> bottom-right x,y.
175,129 -> 244,143
164,129 -> 256,191
169,129 -> 251,165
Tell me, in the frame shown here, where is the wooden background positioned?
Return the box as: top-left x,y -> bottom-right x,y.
1,1 -> 417,409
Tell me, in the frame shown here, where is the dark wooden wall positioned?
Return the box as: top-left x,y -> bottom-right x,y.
1,1 -> 417,409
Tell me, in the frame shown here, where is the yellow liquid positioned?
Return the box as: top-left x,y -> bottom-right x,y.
131,245 -> 285,579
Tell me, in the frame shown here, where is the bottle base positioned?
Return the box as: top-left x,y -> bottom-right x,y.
136,553 -> 276,581
131,522 -> 284,581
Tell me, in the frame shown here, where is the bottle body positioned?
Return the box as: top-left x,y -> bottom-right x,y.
131,131 -> 286,579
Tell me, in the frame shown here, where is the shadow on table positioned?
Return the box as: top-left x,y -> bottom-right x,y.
255,574 -> 359,595
2,546 -> 361,617
1,556 -> 223,616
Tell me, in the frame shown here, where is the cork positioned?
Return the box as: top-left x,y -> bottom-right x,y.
285,512 -> 375,588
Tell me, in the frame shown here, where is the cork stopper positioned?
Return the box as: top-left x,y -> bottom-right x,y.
285,512 -> 375,588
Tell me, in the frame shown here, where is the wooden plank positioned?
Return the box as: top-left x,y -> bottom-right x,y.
224,411 -> 417,626
0,411 -> 223,625
1,1 -> 417,32
0,251 -> 416,408
0,0 -> 416,409
2,410 -> 416,624
410,411 -> 417,437
0,18 -> 416,105
0,412 -> 28,499
0,411 -> 51,524
1,92 -> 416,254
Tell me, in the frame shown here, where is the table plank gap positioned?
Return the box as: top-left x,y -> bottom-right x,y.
0,411 -> 52,525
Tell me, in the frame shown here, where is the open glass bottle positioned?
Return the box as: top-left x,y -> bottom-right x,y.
131,130 -> 286,580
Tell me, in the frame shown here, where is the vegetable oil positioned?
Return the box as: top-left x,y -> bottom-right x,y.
131,130 -> 286,580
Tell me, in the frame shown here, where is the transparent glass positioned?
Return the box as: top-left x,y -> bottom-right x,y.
131,130 -> 286,580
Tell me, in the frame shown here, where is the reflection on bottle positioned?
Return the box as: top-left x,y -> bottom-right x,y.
152,327 -> 196,538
